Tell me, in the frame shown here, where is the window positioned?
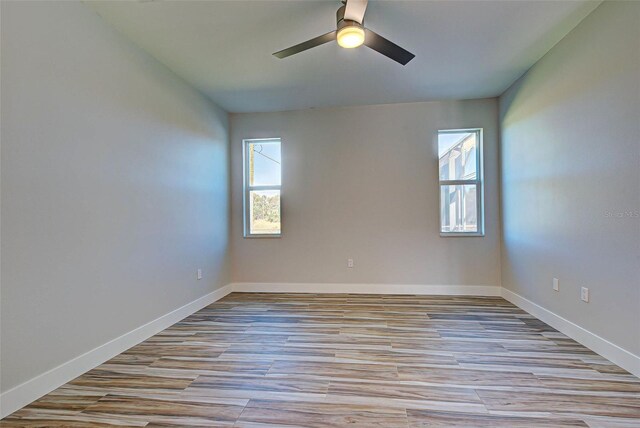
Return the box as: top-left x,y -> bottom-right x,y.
243,138 -> 281,237
438,129 -> 484,236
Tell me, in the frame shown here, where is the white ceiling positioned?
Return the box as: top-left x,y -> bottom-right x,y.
88,0 -> 600,113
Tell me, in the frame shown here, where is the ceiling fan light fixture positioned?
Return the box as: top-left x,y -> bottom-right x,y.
336,25 -> 365,48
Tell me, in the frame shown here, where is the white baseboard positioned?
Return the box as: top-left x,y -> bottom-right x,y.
231,282 -> 501,296
501,288 -> 640,378
0,284 -> 233,419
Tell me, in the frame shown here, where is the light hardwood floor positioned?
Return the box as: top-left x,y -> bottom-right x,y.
2,293 -> 639,427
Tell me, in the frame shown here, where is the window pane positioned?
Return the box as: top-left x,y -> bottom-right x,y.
438,132 -> 477,181
248,140 -> 281,186
440,184 -> 478,233
249,190 -> 281,235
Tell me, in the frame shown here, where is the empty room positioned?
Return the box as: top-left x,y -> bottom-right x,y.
1,0 -> 639,426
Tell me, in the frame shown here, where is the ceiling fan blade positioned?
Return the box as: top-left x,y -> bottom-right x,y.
273,31 -> 337,59
363,28 -> 415,65
344,0 -> 368,24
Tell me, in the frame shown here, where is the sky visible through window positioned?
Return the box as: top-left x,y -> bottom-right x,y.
250,141 -> 281,186
438,132 -> 473,158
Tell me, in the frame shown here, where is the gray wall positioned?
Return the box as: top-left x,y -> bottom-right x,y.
500,1 -> 640,355
0,1 -> 230,392
230,99 -> 500,287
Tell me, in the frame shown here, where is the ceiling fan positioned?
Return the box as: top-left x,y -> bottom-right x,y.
273,0 -> 415,66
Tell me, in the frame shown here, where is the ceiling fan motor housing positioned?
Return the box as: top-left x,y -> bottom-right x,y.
337,5 -> 363,30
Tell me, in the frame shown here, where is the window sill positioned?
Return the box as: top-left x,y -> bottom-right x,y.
440,232 -> 485,237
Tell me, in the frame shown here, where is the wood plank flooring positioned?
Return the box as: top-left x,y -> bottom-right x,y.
2,293 -> 639,427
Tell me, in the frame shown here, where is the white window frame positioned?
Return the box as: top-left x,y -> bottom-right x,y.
438,128 -> 484,237
243,138 -> 282,238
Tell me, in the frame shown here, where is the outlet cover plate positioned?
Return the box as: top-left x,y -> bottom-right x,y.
581,287 -> 589,302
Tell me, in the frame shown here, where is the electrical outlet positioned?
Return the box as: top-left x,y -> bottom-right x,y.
581,287 -> 589,302
553,278 -> 559,292
197,269 -> 202,280
347,258 -> 354,268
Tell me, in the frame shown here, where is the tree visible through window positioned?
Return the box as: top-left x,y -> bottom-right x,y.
244,139 -> 281,236
438,129 -> 483,235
